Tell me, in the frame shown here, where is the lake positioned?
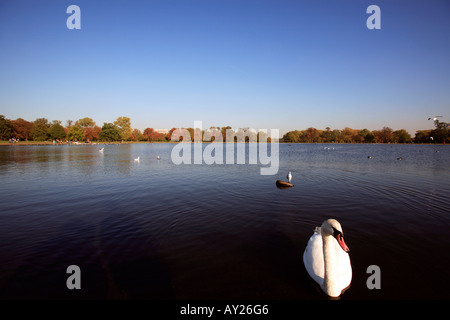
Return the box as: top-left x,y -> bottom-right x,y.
0,143 -> 449,299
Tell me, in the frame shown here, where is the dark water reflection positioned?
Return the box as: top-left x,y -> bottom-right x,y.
0,143 -> 449,299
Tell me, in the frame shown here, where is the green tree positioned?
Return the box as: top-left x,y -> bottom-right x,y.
392,129 -> 411,143
414,130 -> 432,143
30,118 -> 50,141
0,115 -> 13,140
430,120 -> 449,143
77,117 -> 95,128
67,125 -> 84,141
282,130 -> 300,143
114,116 -> 132,141
358,129 -> 374,143
99,123 -> 120,141
364,132 -> 376,143
49,122 -> 67,140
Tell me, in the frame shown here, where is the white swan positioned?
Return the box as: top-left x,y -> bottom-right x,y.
134,156 -> 140,162
99,147 -> 104,152
287,171 -> 292,183
303,219 -> 352,297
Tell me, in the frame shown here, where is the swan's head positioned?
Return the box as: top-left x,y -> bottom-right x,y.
321,219 -> 350,253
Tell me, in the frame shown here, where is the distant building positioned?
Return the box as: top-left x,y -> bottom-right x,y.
155,129 -> 169,134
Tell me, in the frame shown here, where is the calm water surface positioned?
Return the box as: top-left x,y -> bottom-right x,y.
0,143 -> 449,299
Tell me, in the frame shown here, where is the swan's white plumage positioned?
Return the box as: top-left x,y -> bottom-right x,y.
303,227 -> 325,285
303,220 -> 352,297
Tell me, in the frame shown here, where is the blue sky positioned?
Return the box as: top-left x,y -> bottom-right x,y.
1,0 -> 449,135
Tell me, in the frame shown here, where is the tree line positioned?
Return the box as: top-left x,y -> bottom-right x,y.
0,116 -> 267,143
0,115 -> 448,143
0,116 -> 168,142
282,125 -> 449,144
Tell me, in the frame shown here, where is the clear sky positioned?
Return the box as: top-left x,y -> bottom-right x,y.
1,0 -> 449,135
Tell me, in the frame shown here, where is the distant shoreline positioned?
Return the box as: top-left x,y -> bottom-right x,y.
0,141 -> 175,146
0,141 -> 446,146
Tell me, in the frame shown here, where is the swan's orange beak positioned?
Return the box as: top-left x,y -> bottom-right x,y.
337,234 -> 350,252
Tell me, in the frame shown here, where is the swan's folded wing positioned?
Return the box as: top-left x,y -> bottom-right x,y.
335,244 -> 352,291
303,232 -> 324,286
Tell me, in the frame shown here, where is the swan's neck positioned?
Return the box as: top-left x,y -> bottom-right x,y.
322,233 -> 341,297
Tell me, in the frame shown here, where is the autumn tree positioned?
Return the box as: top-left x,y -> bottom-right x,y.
204,127 -> 223,142
169,128 -> 192,142
76,117 -> 100,141
305,127 -> 320,143
186,128 -> 194,142
378,126 -> 394,143
143,128 -> 155,141
166,128 -> 177,141
84,126 -> 101,141
114,116 -> 132,141
340,127 -> 355,143
130,128 -> 143,141
11,118 -> 33,140
221,126 -> 232,142
320,127 -> 333,142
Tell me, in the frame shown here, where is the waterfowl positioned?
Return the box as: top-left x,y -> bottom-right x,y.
303,219 -> 352,297
134,156 -> 140,162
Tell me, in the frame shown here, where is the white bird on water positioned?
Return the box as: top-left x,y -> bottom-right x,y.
157,155 -> 161,160
134,156 -> 140,162
303,219 -> 352,298
287,171 -> 292,183
99,147 -> 104,152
